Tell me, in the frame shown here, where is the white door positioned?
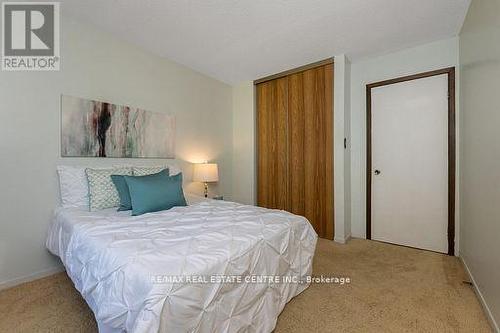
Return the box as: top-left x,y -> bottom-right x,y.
371,74 -> 448,253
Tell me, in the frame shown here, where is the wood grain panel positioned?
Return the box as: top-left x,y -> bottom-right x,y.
256,63 -> 334,239
288,64 -> 334,239
303,68 -> 319,235
288,72 -> 305,215
256,78 -> 289,210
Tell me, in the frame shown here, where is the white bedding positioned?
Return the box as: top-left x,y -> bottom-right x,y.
46,196 -> 317,333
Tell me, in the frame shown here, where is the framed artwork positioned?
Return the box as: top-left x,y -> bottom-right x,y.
61,95 -> 175,158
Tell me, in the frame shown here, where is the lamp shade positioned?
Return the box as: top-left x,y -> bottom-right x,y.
193,163 -> 219,182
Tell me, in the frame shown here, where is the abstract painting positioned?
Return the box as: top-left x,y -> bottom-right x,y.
61,95 -> 175,158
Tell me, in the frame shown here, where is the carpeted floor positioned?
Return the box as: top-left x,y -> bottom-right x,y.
0,239 -> 492,332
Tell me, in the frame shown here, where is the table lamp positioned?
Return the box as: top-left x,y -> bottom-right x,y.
193,162 -> 219,198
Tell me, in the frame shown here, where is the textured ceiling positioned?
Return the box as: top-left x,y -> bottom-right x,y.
58,0 -> 470,84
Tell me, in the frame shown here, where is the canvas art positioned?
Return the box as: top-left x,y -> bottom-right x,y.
61,95 -> 175,158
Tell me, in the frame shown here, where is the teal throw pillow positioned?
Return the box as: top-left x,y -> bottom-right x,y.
124,170 -> 187,216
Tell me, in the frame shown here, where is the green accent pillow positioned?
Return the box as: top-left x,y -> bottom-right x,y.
124,170 -> 187,216
86,167 -> 132,211
111,175 -> 132,211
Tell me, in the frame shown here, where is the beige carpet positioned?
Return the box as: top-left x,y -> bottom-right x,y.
0,239 -> 492,332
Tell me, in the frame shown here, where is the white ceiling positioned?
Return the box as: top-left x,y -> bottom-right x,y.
59,0 -> 470,84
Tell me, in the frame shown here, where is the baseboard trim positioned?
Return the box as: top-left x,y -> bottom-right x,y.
0,266 -> 64,291
461,257 -> 499,333
334,235 -> 351,244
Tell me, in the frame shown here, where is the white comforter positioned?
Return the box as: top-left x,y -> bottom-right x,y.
46,197 -> 317,333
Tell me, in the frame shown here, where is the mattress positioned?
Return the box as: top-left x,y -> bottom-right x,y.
46,195 -> 318,333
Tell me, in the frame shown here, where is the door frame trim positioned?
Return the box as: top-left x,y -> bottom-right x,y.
366,67 -> 456,256
254,58 -> 334,85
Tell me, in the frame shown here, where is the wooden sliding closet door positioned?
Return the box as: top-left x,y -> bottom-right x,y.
256,77 -> 289,210
288,64 -> 334,239
256,60 -> 334,239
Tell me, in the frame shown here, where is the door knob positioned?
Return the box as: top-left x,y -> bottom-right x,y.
374,169 -> 381,175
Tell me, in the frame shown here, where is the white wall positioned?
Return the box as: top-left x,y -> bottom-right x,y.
349,38 -> 460,252
231,82 -> 255,205
344,60 -> 352,243
333,55 -> 351,243
459,0 -> 500,329
0,15 -> 233,287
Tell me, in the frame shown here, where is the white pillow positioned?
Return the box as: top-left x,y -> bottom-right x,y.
57,166 -> 89,208
131,164 -> 182,176
132,166 -> 168,176
167,164 -> 182,176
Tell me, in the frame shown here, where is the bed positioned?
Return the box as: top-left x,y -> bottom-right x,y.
46,194 -> 318,333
